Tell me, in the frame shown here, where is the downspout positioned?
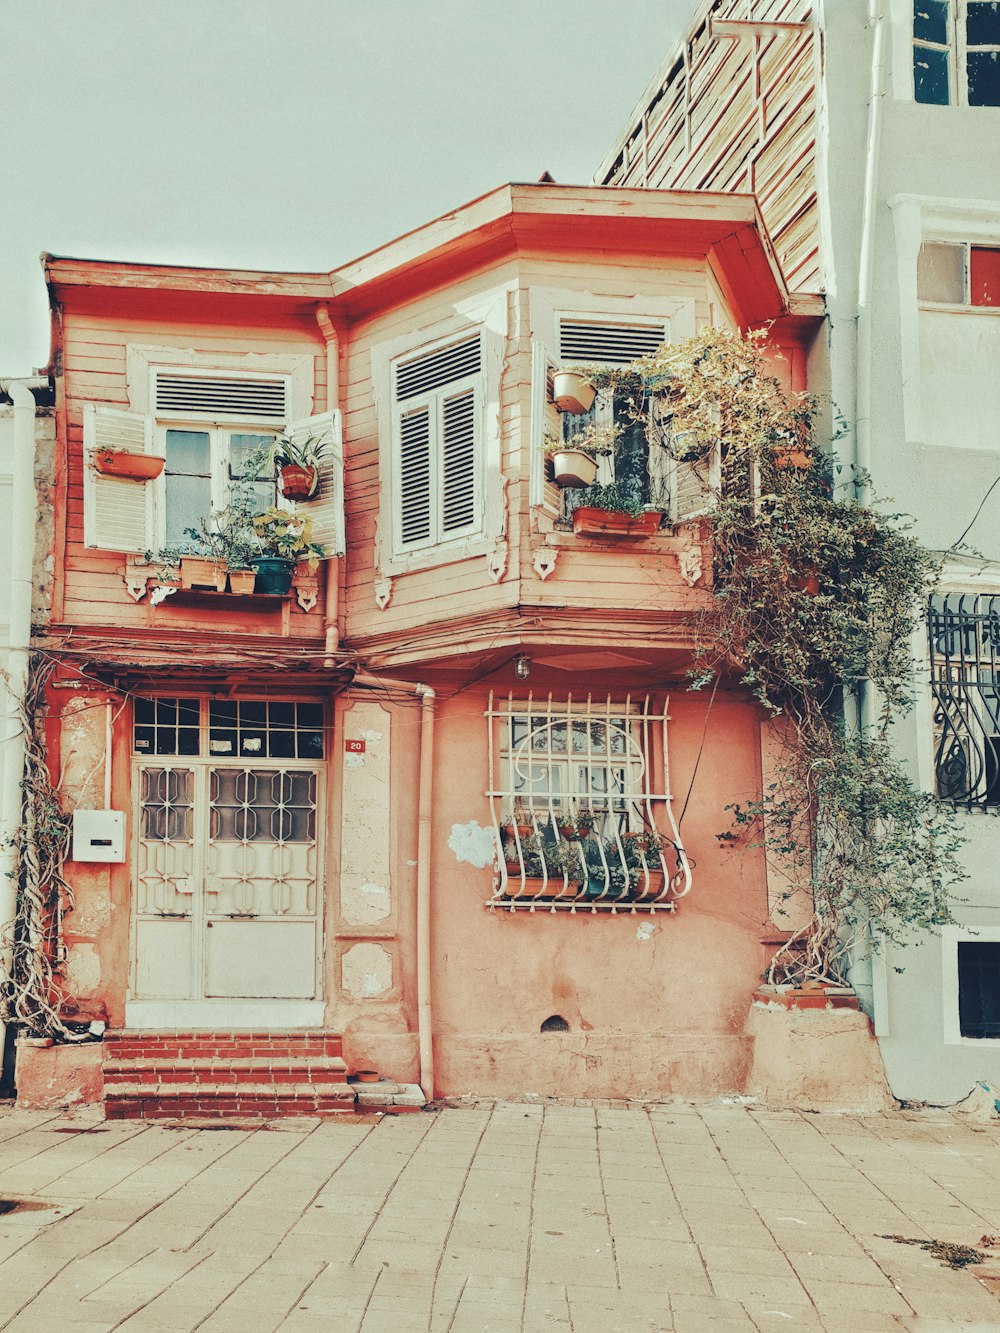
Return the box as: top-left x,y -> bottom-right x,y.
856,0 -> 885,515
853,4 -> 887,1024
0,377 -> 47,1083
352,673 -> 436,1101
315,305 -> 341,664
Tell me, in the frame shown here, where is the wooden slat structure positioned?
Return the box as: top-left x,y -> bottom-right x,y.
595,0 -> 821,295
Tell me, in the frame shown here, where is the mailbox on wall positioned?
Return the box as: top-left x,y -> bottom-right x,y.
71,810 -> 125,863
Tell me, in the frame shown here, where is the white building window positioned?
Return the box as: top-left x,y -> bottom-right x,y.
914,1 -> 1000,106
485,692 -> 691,913
392,332 -> 482,556
918,240 -> 1000,306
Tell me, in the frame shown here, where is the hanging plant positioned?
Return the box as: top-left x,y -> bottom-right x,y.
591,328 -> 966,985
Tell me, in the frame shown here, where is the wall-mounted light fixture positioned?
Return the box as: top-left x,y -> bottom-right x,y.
514,654 -> 531,680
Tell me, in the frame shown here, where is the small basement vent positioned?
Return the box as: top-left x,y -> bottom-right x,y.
154,374 -> 288,421
559,321 -> 666,365
396,335 -> 481,402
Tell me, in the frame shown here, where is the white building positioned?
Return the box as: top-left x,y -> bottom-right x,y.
597,0 -> 1000,1103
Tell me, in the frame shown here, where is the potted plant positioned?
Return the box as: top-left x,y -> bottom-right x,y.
243,435 -> 330,501
571,482 -> 663,538
621,829 -> 669,899
247,506 -> 327,595
93,450 -> 165,481
503,833 -> 585,899
552,368 -> 597,415
544,423 -> 622,489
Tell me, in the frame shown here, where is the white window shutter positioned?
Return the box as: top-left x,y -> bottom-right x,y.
530,340 -> 561,510
670,447 -> 720,522
82,404 -> 155,552
286,410 -> 344,556
440,388 -> 477,535
398,405 -> 433,548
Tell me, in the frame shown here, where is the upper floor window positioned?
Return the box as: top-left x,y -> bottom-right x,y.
914,1 -> 1000,106
82,367 -> 343,559
392,332 -> 482,557
918,240 -> 1000,305
929,592 -> 1000,806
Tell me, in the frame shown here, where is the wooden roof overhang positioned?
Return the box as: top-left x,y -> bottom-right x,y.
44,183 -> 823,335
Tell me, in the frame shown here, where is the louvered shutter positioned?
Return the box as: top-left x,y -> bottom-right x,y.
441,389 -> 477,534
154,372 -> 287,421
286,411 -> 344,556
398,406 -> 432,547
558,320 -> 666,365
82,405 -> 156,552
531,340 -> 561,510
670,449 -> 720,521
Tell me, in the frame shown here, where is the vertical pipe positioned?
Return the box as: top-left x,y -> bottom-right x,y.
315,305 -> 341,664
415,684 -> 435,1100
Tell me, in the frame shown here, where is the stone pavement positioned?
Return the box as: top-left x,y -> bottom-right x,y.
1,1100 -> 1000,1332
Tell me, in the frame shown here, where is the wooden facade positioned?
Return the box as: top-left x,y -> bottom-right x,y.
596,0 -> 821,295
36,184 -> 826,1104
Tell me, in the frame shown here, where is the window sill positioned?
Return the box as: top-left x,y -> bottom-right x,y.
124,560 -> 320,612
488,896 -> 675,915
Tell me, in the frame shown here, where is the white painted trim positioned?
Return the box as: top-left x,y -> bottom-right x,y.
527,288 -> 694,356
126,345 -> 315,418
372,287 -> 509,578
125,999 -> 326,1029
889,195 -> 1000,446
888,0 -> 915,102
941,924 -> 1000,1046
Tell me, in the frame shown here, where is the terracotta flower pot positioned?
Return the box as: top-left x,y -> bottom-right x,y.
178,556 -> 227,591
227,569 -> 257,595
572,507 -> 662,538
93,450 -> 165,480
550,450 -> 599,489
552,371 -> 596,415
278,463 -> 318,500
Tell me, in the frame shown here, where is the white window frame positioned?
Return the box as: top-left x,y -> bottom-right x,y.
942,924 -> 1000,1045
372,290 -> 507,577
527,289 -> 696,512
889,194 -> 1000,445
909,0 -> 1000,106
122,346 -> 317,548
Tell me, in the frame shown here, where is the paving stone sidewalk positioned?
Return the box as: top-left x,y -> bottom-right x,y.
1,1099 -> 1000,1332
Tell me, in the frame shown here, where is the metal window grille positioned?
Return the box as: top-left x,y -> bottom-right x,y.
930,593 -> 1000,808
485,692 -> 691,914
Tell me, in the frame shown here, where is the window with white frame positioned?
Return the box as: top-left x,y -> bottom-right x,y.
391,333 -> 482,556
485,692 -> 691,913
914,1 -> 1000,106
533,313 -> 718,524
82,368 -> 343,559
918,240 -> 1000,306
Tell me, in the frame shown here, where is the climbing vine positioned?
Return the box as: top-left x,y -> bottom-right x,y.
1,655 -> 81,1039
591,328 -> 965,984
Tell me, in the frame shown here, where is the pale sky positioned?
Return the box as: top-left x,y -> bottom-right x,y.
0,0 -> 694,376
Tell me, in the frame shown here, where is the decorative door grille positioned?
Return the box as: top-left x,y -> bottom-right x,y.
486,692 -> 691,913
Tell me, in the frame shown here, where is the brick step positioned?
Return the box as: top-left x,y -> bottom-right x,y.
105,1087 -> 356,1121
104,1029 -> 342,1059
103,1057 -> 348,1084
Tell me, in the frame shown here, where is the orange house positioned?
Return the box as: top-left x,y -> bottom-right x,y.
33,184 -> 823,1114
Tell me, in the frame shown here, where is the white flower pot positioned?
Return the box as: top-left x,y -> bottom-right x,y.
550,450 -> 598,489
552,371 -> 596,415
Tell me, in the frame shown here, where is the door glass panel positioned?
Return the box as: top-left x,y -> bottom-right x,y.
137,767 -> 194,917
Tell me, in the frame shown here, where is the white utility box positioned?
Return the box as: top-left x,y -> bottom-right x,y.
71,810 -> 125,863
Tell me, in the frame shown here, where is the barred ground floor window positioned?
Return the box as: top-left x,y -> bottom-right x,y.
485,692 -> 691,913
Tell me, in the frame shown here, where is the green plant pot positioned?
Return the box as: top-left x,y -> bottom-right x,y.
250,556 -> 295,596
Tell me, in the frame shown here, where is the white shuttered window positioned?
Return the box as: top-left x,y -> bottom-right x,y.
392,334 -> 482,556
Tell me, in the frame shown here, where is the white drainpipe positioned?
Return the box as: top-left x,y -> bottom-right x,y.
0,377 -> 46,1076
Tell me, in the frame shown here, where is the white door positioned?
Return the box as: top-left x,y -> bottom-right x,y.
129,697 -> 325,1026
